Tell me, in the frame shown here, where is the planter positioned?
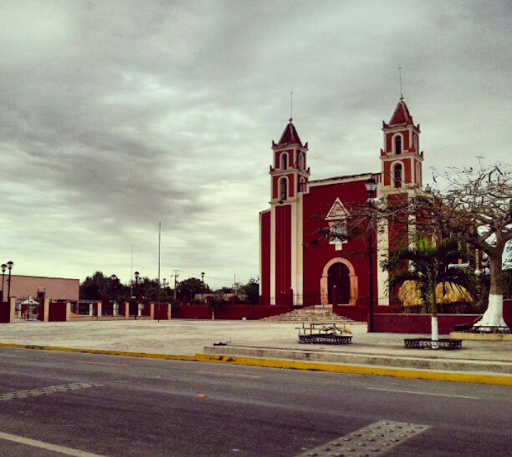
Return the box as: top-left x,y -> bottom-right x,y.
298,334 -> 352,345
404,338 -> 462,350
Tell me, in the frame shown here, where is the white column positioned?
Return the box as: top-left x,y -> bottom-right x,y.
296,195 -> 304,305
290,202 -> 297,306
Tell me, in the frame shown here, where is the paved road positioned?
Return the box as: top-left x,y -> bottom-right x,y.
0,347 -> 510,457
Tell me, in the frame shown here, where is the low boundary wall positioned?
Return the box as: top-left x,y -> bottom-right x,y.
333,304 -> 401,322
372,314 -> 481,334
171,304 -> 293,320
373,301 -> 512,334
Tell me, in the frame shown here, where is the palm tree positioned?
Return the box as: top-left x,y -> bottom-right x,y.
382,238 -> 475,349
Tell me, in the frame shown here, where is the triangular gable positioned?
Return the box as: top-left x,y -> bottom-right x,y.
325,198 -> 347,221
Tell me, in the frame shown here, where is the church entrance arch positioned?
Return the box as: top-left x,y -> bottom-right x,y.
328,263 -> 350,304
320,258 -> 358,305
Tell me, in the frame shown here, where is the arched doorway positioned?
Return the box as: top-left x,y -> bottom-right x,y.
328,263 -> 350,304
320,258 -> 358,305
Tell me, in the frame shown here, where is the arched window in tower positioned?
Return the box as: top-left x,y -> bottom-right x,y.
393,163 -> 403,188
281,153 -> 288,170
280,177 -> 288,200
394,135 -> 402,155
299,177 -> 307,193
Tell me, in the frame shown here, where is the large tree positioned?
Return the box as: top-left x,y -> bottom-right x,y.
80,271 -> 125,300
429,163 -> 512,327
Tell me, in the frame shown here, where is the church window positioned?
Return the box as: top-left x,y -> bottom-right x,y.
280,177 -> 288,200
394,135 -> 402,154
326,198 -> 348,250
299,177 -> 307,193
281,153 -> 288,170
393,163 -> 403,188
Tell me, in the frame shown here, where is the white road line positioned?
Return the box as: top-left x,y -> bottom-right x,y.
366,387 -> 479,399
0,383 -> 98,402
296,420 -> 430,457
196,371 -> 262,379
0,431 -> 109,457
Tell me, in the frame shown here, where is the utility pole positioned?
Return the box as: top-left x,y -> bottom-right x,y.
157,223 -> 161,323
171,270 -> 181,300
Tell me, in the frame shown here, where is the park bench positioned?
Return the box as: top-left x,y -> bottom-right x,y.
297,322 -> 352,345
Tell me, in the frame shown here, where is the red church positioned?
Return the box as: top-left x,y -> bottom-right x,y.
259,98 -> 425,307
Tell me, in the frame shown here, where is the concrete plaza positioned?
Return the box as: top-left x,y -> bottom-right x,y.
1,320 -> 510,369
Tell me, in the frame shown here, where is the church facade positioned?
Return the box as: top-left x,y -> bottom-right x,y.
259,98 -> 425,306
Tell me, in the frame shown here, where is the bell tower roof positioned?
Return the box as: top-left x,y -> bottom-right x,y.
388,99 -> 413,126
276,119 -> 303,147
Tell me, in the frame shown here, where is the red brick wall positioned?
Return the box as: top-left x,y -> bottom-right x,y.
275,204 -> 292,305
170,304 -> 292,320
372,314 -> 481,334
48,302 -> 68,322
260,211 -> 271,305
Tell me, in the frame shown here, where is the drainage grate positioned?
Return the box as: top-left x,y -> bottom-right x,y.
296,420 -> 431,457
0,382 -> 98,402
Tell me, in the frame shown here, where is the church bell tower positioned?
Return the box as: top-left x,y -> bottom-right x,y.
268,118 -> 309,305
380,98 -> 424,195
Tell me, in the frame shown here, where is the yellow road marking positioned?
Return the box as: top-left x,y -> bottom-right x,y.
1,342 -> 510,386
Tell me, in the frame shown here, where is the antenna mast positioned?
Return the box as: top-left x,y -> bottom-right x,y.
399,66 -> 404,101
290,90 -> 293,122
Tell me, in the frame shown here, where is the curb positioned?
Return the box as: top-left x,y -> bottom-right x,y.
195,353 -> 512,387
0,343 -> 196,362
2,343 -> 510,386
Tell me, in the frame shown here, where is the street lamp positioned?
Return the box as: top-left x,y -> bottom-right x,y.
1,264 -> 6,303
6,261 -> 14,303
134,271 -> 140,319
201,272 -> 205,301
365,178 -> 377,333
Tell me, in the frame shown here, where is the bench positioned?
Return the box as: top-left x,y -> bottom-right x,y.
297,322 -> 353,345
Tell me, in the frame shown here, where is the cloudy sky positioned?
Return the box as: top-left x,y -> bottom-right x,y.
0,0 -> 510,288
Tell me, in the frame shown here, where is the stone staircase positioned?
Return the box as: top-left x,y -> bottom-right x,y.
263,305 -> 354,323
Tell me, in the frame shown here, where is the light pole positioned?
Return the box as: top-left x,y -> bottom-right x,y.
365,178 -> 377,333
134,271 -> 140,319
6,261 -> 14,303
1,264 -> 6,303
201,272 -> 205,301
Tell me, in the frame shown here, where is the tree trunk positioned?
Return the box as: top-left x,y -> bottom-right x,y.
212,309 -> 215,320
475,248 -> 508,329
431,285 -> 439,349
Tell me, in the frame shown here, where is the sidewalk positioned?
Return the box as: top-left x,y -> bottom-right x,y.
1,320 -> 511,384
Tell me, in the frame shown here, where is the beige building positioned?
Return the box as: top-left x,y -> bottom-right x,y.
2,275 -> 79,302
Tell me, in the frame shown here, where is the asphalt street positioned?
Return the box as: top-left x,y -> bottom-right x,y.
0,346 -> 510,457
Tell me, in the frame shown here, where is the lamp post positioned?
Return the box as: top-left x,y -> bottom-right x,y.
365,178 -> 377,333
134,271 -> 140,319
1,264 -> 6,303
6,261 -> 14,303
201,272 -> 205,301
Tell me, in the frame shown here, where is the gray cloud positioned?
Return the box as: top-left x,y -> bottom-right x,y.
0,0 -> 510,287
